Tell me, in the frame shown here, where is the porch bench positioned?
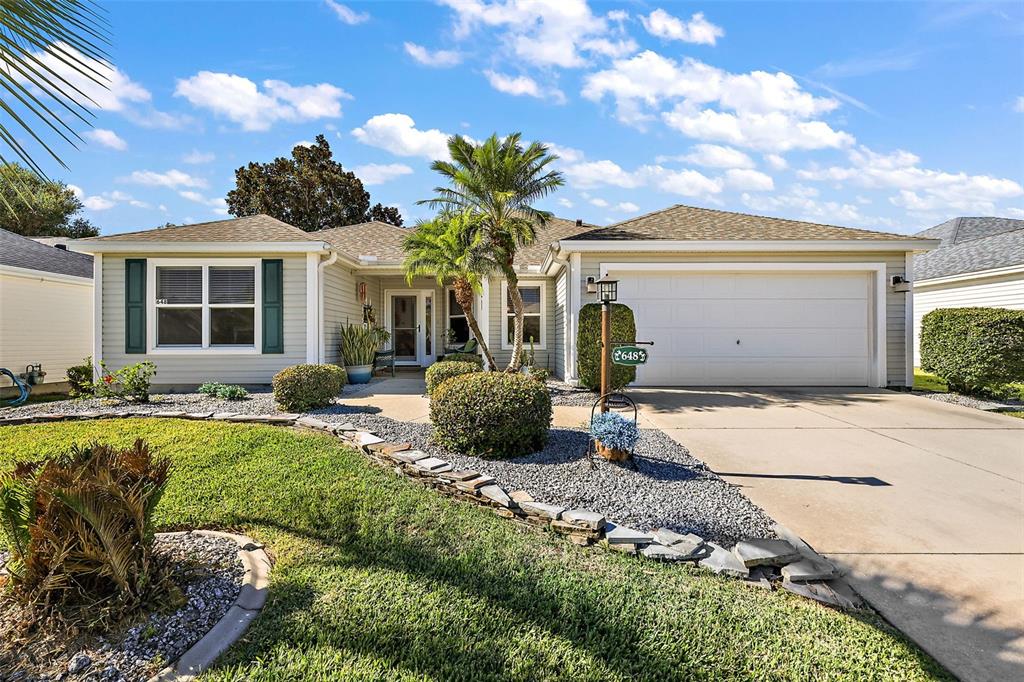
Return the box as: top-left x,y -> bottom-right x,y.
373,349 -> 396,378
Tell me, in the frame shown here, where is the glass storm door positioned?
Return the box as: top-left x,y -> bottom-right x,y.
391,295 -> 418,362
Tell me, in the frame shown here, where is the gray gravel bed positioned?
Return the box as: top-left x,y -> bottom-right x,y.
314,411 -> 776,546
546,380 -> 601,407
915,391 -> 1022,412
1,533 -> 244,682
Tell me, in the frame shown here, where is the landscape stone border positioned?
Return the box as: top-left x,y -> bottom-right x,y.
0,410 -> 860,611
150,529 -> 271,682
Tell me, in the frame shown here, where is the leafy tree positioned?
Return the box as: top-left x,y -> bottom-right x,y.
0,162 -> 99,237
420,133 -> 563,371
402,212 -> 496,369
227,135 -> 403,231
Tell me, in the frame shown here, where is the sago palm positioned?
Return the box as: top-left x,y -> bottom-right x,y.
402,212 -> 497,369
419,133 -> 564,371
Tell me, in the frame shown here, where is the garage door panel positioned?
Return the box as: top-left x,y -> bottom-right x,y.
616,270 -> 874,387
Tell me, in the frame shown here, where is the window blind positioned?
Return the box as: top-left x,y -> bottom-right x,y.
156,267 -> 201,304
209,266 -> 255,304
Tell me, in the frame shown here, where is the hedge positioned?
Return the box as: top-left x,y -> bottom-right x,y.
441,352 -> 484,368
920,307 -> 1024,395
272,364 -> 346,412
425,361 -> 480,395
430,372 -> 552,458
576,303 -> 636,391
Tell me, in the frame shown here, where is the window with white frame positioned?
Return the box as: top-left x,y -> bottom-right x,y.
501,281 -> 545,349
446,287 -> 470,344
152,259 -> 259,351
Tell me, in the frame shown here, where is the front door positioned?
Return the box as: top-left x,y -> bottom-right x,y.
391,294 -> 418,363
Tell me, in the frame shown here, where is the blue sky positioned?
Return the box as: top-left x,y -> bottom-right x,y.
17,0 -> 1024,235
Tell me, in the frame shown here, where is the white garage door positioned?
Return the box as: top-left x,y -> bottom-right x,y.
617,271 -> 873,386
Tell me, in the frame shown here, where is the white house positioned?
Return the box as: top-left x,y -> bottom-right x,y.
0,228 -> 93,394
912,217 -> 1024,365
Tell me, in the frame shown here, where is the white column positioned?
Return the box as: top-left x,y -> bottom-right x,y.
905,252 -> 915,389
92,255 -> 103,380
305,253 -> 319,363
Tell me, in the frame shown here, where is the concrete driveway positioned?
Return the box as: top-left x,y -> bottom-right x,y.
632,387 -> 1024,682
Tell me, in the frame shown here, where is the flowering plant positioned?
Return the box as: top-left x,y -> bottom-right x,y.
93,360 -> 157,403
589,411 -> 639,452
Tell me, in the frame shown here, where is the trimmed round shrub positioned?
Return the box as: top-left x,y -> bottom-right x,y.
272,364 -> 347,411
442,352 -> 484,368
431,372 -> 552,458
920,307 -> 1024,396
577,302 -> 636,391
425,361 -> 480,395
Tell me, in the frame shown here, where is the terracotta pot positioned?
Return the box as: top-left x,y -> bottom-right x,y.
595,439 -> 630,462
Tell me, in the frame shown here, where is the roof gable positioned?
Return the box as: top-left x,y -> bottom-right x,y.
0,228 -> 93,278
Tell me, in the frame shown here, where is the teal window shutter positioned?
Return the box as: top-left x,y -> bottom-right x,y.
262,259 -> 284,353
125,259 -> 146,353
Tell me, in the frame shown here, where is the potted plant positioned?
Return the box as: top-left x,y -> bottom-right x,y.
339,324 -> 390,384
589,411 -> 639,462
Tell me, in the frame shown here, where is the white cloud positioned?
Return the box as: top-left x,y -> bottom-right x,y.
764,153 -> 788,170
351,163 -> 414,185
175,72 -> 350,131
1005,207 -> 1024,218
84,128 -> 127,150
83,195 -> 115,211
293,140 -> 315,148
641,10 -> 724,45
662,104 -> 854,152
179,190 -> 229,214
647,166 -> 723,197
67,184 -> 84,199
741,188 -> 870,226
183,150 -> 215,164
122,169 -> 208,189
440,0 -> 636,68
563,159 -> 644,188
404,42 -> 462,67
326,0 -> 369,25
557,197 -> 574,208
351,113 -> 452,160
679,144 -> 754,168
797,146 -> 1023,214
545,142 -> 585,163
724,168 -> 774,191
484,70 -> 565,103
563,159 -> 723,197
614,201 -> 639,212
589,197 -> 609,208
1014,96 -> 1024,113
27,42 -> 150,112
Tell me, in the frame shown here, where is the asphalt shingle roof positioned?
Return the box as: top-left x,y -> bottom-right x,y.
316,220 -> 410,263
913,217 -> 1024,280
0,228 -> 93,278
85,214 -> 319,243
565,204 -> 917,242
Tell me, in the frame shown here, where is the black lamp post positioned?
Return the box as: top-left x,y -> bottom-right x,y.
597,277 -> 618,411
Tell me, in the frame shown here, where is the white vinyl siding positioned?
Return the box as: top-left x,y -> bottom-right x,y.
553,268 -> 567,379
0,271 -> 92,388
913,272 -> 1024,365
322,262 -> 380,365
101,253 -> 307,386
577,251 -> 911,387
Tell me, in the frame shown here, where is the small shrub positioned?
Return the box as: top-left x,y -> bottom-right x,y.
590,411 -> 640,452
577,303 -> 636,391
0,439 -> 171,622
198,382 -> 249,401
431,372 -> 551,458
527,366 -> 549,383
94,360 -> 157,402
425,361 -> 480,395
920,308 -> 1024,396
66,357 -> 94,397
272,364 -> 346,411
442,352 -> 484,367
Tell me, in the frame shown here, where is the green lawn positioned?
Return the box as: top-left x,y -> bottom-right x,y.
913,368 -> 949,393
0,419 -> 950,681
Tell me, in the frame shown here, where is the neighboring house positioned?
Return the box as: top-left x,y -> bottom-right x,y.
67,206 -> 937,390
911,217 -> 1024,366
0,228 -> 94,393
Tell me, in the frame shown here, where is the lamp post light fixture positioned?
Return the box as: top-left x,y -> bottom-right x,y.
597,277 -> 618,303
597,277 -> 619,412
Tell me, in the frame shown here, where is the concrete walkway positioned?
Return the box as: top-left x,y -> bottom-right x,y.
631,387 -> 1024,682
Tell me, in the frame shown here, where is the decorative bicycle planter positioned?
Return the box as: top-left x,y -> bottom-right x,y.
587,392 -> 640,464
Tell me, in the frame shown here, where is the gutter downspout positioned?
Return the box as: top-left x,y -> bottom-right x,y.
317,250 -> 339,363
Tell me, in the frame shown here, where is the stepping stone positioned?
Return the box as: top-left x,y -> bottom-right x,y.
745,566 -> 776,591
732,539 -> 802,568
260,415 -> 298,425
438,469 -> 480,482
391,449 -> 430,463
296,416 -> 333,430
699,542 -> 749,578
608,542 -> 639,554
479,484 -> 513,507
561,509 -> 606,530
782,579 -> 860,609
509,490 -> 534,505
77,410 -> 107,419
333,422 -> 357,432
412,457 -> 452,472
211,412 -> 239,420
604,523 -> 653,545
454,475 -> 495,492
227,414 -> 260,422
641,544 -> 689,562
781,558 -> 840,583
352,432 -> 385,447
370,442 -> 412,455
185,412 -> 215,420
518,501 -> 565,520
653,528 -> 705,554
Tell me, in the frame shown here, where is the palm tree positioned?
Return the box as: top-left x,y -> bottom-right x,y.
402,212 -> 497,370
420,133 -> 564,371
1,1 -> 111,180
